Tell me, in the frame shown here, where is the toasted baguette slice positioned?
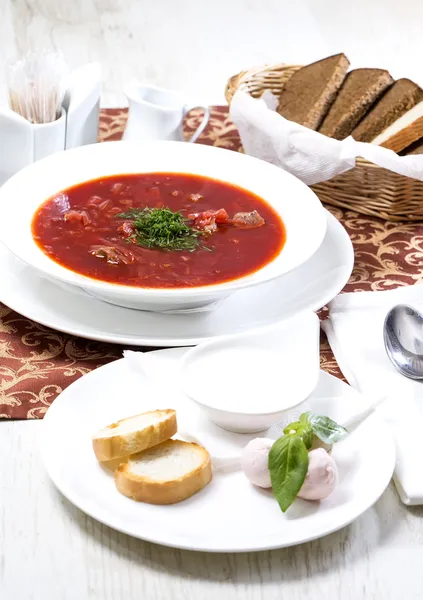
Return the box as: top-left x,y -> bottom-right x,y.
92,409 -> 177,462
277,53 -> 350,130
371,100 -> 423,152
115,439 -> 212,504
351,78 -> 423,143
319,68 -> 393,139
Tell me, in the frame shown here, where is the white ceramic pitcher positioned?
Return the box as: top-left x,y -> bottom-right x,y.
123,82 -> 210,143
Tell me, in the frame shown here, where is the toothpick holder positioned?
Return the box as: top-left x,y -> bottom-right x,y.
0,62 -> 101,187
0,108 -> 66,186
33,108 -> 67,161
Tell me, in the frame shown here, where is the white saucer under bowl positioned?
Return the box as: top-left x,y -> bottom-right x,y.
41,347 -> 395,553
0,210 -> 353,347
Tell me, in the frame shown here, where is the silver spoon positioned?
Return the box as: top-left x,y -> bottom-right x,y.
384,304 -> 423,380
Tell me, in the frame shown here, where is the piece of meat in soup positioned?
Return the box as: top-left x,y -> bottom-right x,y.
89,245 -> 135,265
231,210 -> 265,229
63,210 -> 91,226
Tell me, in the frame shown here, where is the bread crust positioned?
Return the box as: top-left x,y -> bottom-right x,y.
92,409 -> 177,462
375,115 -> 423,152
401,138 -> 423,155
114,440 -> 212,504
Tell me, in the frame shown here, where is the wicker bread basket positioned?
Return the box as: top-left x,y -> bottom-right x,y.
226,64 -> 423,222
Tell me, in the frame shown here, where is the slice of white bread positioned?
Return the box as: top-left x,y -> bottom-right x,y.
371,100 -> 423,152
92,409 -> 177,462
115,439 -> 212,504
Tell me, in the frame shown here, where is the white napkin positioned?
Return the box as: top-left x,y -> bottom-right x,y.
322,284 -> 423,505
230,91 -> 423,185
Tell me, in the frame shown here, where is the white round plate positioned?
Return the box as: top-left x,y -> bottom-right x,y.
41,348 -> 395,553
0,210 -> 353,347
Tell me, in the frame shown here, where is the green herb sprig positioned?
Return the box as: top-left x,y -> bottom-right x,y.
118,207 -> 211,252
268,412 -> 347,512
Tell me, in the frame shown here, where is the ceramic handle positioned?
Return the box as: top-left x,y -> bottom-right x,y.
184,104 -> 210,143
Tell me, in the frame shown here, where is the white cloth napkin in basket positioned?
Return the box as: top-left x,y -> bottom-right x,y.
322,284 -> 423,505
230,91 -> 423,185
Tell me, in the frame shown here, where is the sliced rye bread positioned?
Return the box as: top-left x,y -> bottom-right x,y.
352,78 -> 423,142
115,439 -> 212,504
277,53 -> 350,130
92,409 -> 177,462
318,68 -> 393,139
371,100 -> 423,152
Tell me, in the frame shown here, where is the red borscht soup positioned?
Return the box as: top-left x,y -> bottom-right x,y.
32,173 -> 286,289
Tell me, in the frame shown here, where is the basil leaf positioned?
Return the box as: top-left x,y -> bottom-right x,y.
299,412 -> 311,427
283,414 -> 313,449
268,435 -> 309,512
283,420 -> 300,435
308,413 -> 348,444
299,425 -> 313,450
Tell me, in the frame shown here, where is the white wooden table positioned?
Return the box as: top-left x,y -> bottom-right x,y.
2,0 -> 423,597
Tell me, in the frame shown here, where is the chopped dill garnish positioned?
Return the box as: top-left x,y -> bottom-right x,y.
118,207 -> 212,252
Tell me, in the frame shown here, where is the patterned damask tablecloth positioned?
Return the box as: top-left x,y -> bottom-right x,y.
1,107 -> 423,419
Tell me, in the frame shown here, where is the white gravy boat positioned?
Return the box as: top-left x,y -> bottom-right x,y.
123,81 -> 210,143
